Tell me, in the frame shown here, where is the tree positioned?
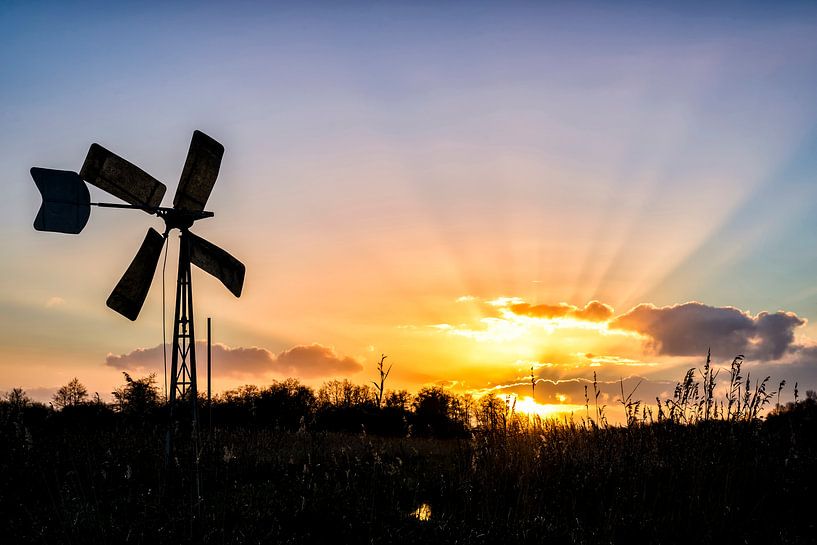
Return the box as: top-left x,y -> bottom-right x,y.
3,388 -> 30,410
459,393 -> 475,429
315,380 -> 377,433
1,388 -> 48,425
412,386 -> 466,438
476,393 -> 506,432
317,379 -> 375,408
257,379 -> 316,430
53,377 -> 88,409
384,389 -> 411,410
112,373 -> 160,414
222,384 -> 261,403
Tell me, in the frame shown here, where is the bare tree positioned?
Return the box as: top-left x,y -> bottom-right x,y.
4,388 -> 30,410
53,377 -> 88,409
317,379 -> 374,408
371,354 -> 392,408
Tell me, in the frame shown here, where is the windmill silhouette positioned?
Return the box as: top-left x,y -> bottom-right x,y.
30,130 -> 245,429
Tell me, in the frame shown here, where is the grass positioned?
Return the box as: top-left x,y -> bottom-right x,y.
2,408 -> 817,544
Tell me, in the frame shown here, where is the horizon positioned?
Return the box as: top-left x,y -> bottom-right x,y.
4,1 -> 817,417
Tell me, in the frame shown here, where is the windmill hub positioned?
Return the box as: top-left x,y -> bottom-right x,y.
159,208 -> 213,231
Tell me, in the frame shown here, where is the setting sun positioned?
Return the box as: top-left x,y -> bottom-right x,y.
512,395 -> 585,421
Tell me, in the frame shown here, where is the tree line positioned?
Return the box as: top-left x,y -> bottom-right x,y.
4,351 -> 815,438
0,373 -> 525,438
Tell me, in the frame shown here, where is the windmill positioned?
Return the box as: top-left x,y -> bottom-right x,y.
30,130 -> 245,428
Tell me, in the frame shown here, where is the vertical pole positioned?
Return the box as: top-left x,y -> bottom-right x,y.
207,316 -> 212,431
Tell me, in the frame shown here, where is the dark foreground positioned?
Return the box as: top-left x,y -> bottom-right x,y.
2,409 -> 816,544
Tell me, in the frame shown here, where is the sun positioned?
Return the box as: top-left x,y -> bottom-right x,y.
512,395 -> 585,420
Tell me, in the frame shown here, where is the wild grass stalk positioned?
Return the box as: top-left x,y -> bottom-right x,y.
592,371 -> 607,428
618,378 -> 642,427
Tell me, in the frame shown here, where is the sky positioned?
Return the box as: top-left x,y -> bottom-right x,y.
3,1 -> 817,417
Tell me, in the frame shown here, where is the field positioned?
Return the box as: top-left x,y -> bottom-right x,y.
2,395 -> 816,544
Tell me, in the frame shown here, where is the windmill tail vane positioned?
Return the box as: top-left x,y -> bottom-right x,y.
29,129 -> 245,417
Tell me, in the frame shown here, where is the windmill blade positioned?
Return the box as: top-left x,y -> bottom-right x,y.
80,143 -> 166,211
188,232 -> 244,297
30,168 -> 91,234
173,130 -> 224,212
107,228 -> 165,320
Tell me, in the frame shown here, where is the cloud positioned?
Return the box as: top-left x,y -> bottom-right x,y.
45,296 -> 65,308
609,302 -> 805,360
507,300 -> 614,322
584,354 -> 658,368
488,297 -> 525,307
105,345 -> 166,372
765,345 -> 817,390
105,342 -> 362,378
481,376 -> 676,407
574,301 -> 615,322
275,344 -> 363,377
205,345 -> 278,375
509,303 -> 572,319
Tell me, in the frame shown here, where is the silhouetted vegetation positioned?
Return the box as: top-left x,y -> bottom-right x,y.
2,356 -> 817,544
112,372 -> 162,415
52,377 -> 88,409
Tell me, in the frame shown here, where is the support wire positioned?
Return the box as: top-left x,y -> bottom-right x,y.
161,232 -> 170,402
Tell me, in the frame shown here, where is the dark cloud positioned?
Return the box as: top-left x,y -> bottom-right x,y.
105,342 -> 362,378
207,345 -> 278,375
766,345 -> 817,392
508,300 -> 614,322
105,345 -> 167,372
275,344 -> 363,377
610,302 -> 805,360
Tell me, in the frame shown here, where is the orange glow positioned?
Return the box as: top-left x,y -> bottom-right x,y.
423,300 -> 649,379
512,396 -> 585,420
